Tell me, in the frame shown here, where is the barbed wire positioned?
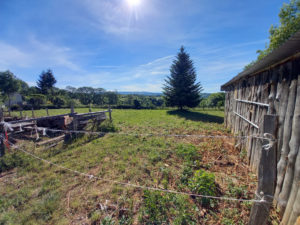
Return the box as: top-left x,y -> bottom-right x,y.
28,126 -> 275,141
2,137 -> 267,204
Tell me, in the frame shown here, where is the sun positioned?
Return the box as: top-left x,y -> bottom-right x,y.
126,0 -> 141,7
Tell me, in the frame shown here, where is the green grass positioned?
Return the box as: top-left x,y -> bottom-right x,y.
0,108 -> 260,224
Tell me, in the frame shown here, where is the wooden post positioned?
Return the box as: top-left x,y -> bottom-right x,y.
31,108 -> 35,118
8,108 -> 11,117
89,104 -> 92,112
19,109 -> 23,118
46,108 -> 49,116
0,137 -> 4,157
109,106 -> 112,122
71,104 -> 74,114
249,114 -> 278,225
0,113 -> 4,156
0,108 -> 3,122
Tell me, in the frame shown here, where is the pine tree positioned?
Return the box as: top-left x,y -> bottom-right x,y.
163,46 -> 203,110
37,69 -> 57,94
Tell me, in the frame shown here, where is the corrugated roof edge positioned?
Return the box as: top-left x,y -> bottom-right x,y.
221,30 -> 300,91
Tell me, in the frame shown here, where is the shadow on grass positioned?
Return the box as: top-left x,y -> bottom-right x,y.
167,110 -> 224,124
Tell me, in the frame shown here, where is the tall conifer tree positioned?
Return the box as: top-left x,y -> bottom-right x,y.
163,46 -> 203,110
37,69 -> 57,95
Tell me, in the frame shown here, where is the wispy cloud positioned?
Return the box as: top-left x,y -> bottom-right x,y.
0,38 -> 81,72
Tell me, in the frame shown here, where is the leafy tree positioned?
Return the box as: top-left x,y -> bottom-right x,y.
27,94 -> 46,109
105,92 -> 119,105
163,46 -> 203,110
245,0 -> 300,68
133,99 -> 141,109
52,96 -> 65,108
0,71 -> 20,109
199,99 -> 208,110
207,92 -> 225,108
77,87 -> 95,105
93,93 -> 105,105
37,69 -> 57,94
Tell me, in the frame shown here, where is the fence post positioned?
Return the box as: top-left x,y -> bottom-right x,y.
0,136 -> 4,157
46,108 -> 49,116
89,104 -> 92,112
0,108 -> 4,156
31,108 -> 35,118
20,109 -> 23,118
249,114 -> 278,225
109,106 -> 112,122
0,108 -> 3,122
71,104 -> 74,114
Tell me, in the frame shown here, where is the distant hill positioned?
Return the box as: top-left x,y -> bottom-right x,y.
201,93 -> 211,98
119,92 -> 211,98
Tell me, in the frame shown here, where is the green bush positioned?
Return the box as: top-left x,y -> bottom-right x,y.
175,144 -> 200,162
140,190 -> 196,224
188,170 -> 216,207
180,164 -> 194,185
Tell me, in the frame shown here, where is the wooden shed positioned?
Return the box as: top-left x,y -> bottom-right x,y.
221,30 -> 300,225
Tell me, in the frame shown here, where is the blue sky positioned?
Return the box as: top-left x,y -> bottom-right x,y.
0,0 -> 287,93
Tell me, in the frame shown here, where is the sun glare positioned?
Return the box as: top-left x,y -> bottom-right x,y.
127,0 -> 141,7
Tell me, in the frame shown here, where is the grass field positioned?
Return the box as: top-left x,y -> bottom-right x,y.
0,109 -> 276,224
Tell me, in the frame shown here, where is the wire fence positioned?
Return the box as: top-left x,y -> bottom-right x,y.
1,136 -> 268,204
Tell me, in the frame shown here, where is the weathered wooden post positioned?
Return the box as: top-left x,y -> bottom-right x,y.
19,109 -> 23,118
0,135 -> 4,157
70,103 -> 77,138
249,114 -> 278,225
0,108 -> 3,122
46,108 -> 49,116
109,106 -> 112,122
71,104 -> 74,114
0,108 -> 5,157
31,107 -> 35,118
89,104 -> 92,112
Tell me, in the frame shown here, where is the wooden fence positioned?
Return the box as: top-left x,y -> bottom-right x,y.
222,56 -> 300,224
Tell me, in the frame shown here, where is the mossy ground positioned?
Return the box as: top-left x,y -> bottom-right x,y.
0,109 -> 279,224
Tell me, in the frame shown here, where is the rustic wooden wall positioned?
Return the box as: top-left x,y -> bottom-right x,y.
223,56 -> 300,225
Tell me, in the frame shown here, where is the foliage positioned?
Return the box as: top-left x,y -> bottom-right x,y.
94,120 -> 118,133
52,96 -> 65,108
188,170 -> 216,207
0,71 -> 20,107
245,0 -> 300,68
37,69 -> 57,95
0,152 -> 30,173
140,190 -> 197,224
175,144 -> 200,162
207,92 -> 225,108
163,46 -> 203,110
27,94 -> 46,108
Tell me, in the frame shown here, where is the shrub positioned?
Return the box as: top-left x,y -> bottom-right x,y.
175,144 -> 200,162
10,104 -> 21,111
188,170 -> 216,207
52,96 -> 65,108
140,190 -> 196,224
180,164 -> 194,185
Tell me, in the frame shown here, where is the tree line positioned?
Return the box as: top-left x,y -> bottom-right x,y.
0,68 -> 224,111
